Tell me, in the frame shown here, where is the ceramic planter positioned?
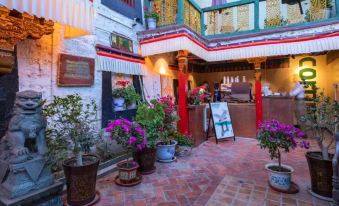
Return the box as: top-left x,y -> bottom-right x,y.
113,97 -> 125,111
147,18 -> 156,30
116,160 -> 139,184
265,163 -> 294,191
306,151 -> 333,198
156,140 -> 177,162
126,101 -> 137,110
133,148 -> 156,174
63,154 -> 100,206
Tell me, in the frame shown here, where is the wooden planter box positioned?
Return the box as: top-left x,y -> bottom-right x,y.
188,104 -> 207,147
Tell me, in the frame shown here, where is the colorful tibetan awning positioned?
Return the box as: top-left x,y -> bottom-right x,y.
139,25 -> 339,62
0,0 -> 93,34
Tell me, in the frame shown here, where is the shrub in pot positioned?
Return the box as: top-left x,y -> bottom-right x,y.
43,94 -> 99,205
174,131 -> 193,157
188,84 -> 211,105
144,6 -> 159,30
112,80 -> 130,111
135,100 -> 165,173
257,119 -> 309,192
300,91 -> 339,198
125,85 -> 141,109
155,96 -> 180,162
106,118 -> 147,184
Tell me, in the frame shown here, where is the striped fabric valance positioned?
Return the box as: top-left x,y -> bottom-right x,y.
96,52 -> 145,75
0,0 -> 93,34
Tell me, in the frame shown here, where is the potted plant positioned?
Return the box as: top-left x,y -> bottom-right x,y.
300,91 -> 339,198
144,6 -> 159,30
106,118 -> 147,185
174,131 -> 193,157
324,0 -> 332,18
135,99 -> 165,173
112,80 -> 129,111
44,94 -> 99,206
264,15 -> 289,28
188,85 -> 211,105
125,85 -> 141,109
155,96 -> 179,162
257,119 -> 309,192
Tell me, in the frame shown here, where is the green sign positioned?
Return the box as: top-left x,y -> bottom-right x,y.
299,57 -> 317,99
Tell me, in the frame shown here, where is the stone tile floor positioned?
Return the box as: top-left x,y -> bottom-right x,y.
95,137 -> 333,206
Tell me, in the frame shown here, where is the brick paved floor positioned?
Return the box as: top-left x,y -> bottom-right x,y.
94,137 -> 333,206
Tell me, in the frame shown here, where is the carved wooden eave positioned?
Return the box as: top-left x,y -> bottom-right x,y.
0,6 -> 54,51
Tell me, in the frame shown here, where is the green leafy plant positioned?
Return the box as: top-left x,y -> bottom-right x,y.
264,16 -> 289,28
125,85 -> 141,106
144,11 -> 159,21
173,131 -> 193,147
43,94 -> 98,167
112,80 -> 129,98
136,100 -> 165,148
300,91 -> 339,160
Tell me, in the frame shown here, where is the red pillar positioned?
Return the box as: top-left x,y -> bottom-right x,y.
177,51 -> 189,134
255,70 -> 263,129
248,58 -> 266,129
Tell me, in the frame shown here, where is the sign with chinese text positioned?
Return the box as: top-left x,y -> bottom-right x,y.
58,54 -> 95,86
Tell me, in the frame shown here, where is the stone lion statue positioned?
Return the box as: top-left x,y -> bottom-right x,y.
0,90 -> 47,164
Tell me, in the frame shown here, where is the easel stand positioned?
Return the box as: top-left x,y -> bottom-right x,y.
205,102 -> 236,144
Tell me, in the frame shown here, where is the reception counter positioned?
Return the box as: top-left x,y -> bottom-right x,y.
187,96 -> 296,144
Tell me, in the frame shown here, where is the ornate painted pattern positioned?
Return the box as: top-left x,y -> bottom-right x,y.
266,0 -> 281,20
237,5 -> 250,31
287,3 -> 304,24
207,11 -> 218,35
184,0 -> 201,34
153,0 -> 177,26
220,8 -> 234,33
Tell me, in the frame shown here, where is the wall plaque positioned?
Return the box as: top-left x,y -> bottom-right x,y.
58,54 -> 95,86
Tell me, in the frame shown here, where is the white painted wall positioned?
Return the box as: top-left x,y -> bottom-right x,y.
16,0 -> 162,127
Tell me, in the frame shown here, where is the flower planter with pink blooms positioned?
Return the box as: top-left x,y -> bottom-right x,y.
106,118 -> 147,186
257,120 -> 309,193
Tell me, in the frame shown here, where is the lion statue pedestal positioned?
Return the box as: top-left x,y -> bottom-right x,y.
0,90 -> 63,206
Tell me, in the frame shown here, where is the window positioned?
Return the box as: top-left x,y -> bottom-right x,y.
212,0 -> 228,6
121,0 -> 135,7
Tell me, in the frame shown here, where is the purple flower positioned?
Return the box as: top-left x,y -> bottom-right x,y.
135,127 -> 145,136
128,136 -> 137,145
136,144 -> 144,151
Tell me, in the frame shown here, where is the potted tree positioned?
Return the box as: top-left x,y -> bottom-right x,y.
44,94 -> 99,206
112,80 -> 129,111
135,100 -> 165,173
300,91 -> 339,199
257,119 -> 309,192
144,6 -> 159,30
155,96 -> 179,162
125,85 -> 141,110
106,118 -> 147,185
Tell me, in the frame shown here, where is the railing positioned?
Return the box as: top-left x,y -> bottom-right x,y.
147,0 -> 339,37
203,0 -> 338,37
149,0 -> 203,34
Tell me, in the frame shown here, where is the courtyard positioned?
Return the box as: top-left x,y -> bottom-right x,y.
94,137 -> 330,206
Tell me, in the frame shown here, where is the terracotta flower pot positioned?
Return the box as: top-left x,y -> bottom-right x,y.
133,148 -> 156,175
116,160 -> 139,184
63,154 -> 100,206
306,151 -> 333,198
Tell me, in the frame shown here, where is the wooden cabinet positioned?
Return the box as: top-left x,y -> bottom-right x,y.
188,105 -> 207,147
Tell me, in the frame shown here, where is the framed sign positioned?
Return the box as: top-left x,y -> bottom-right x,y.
110,33 -> 133,53
208,102 -> 235,143
58,54 -> 95,86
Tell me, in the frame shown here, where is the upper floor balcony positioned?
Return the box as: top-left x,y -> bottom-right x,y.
146,0 -> 339,38
139,0 -> 339,62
